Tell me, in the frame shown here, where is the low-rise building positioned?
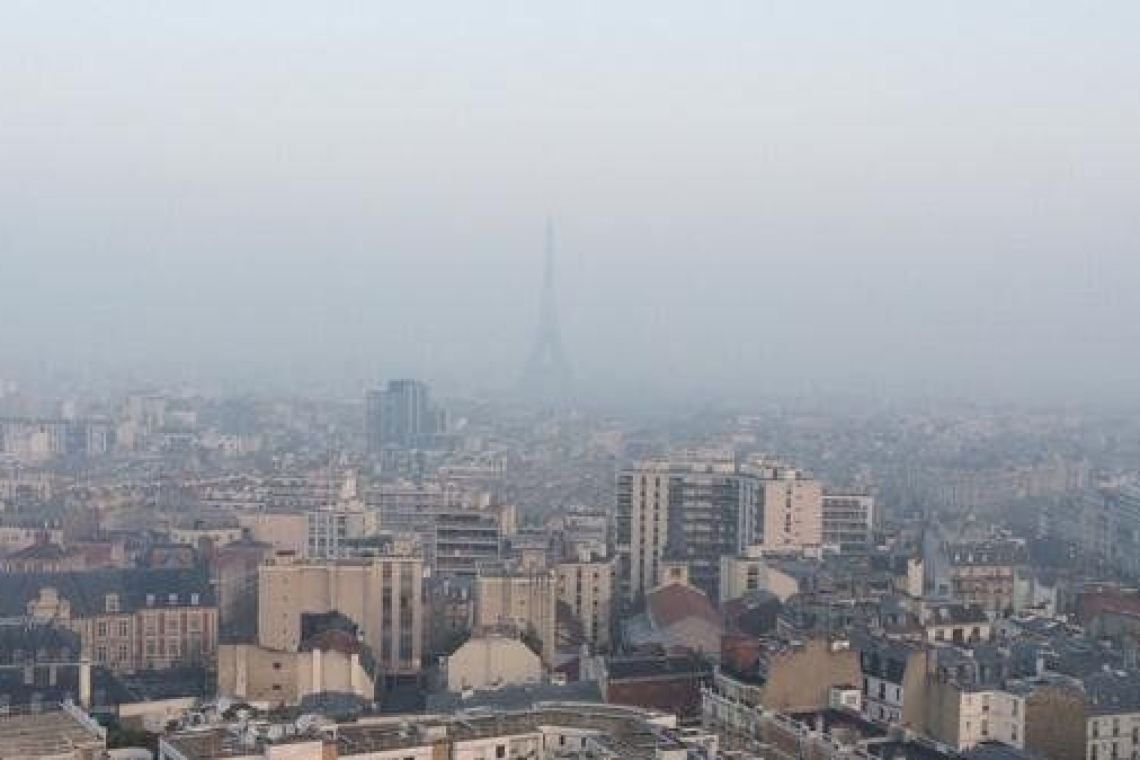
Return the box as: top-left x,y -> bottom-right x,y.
442,635 -> 541,692
715,637 -> 862,713
0,568 -> 216,673
857,637 -> 929,727
159,703 -> 712,760
217,613 -> 377,708
0,704 -> 105,760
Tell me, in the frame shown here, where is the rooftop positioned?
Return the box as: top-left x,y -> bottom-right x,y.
0,705 -> 105,760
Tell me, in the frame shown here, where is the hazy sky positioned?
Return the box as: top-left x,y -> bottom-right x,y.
2,2 -> 1138,402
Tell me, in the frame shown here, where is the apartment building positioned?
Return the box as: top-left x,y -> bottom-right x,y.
617,461 -> 758,601
0,568 -> 216,673
758,467 -> 823,552
554,553 -> 615,650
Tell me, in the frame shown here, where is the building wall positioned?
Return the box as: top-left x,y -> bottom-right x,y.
238,513 -> 309,556
1024,684 -> 1087,760
607,675 -> 708,718
760,476 -> 822,551
218,644 -> 373,706
950,564 -> 1017,613
618,462 -> 759,602
926,681 -> 1024,750
618,468 -> 671,601
759,640 -> 861,712
444,636 -> 541,692
820,492 -> 874,553
474,571 -> 556,666
169,527 -> 244,549
0,527 -> 63,555
554,558 -> 614,650
718,553 -> 764,605
21,582 -> 219,675
1086,711 -> 1140,760
306,505 -> 378,559
257,556 -> 424,676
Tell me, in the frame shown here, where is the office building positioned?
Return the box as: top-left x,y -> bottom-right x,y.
365,380 -> 438,451
821,489 -> 876,554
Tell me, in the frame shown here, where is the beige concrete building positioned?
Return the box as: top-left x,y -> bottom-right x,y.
474,565 -> 556,666
555,554 -> 614,650
715,638 -> 862,712
217,640 -> 376,707
238,512 -> 309,556
758,470 -> 823,551
931,683 -> 1025,751
443,635 -> 541,692
718,549 -> 803,605
257,553 -> 424,676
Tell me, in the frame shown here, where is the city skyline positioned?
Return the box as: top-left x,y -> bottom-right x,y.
2,3 -> 1139,404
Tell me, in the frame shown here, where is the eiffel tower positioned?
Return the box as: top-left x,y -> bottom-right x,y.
520,220 -> 573,402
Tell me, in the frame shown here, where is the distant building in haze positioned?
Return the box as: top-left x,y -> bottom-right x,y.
365,379 -> 441,451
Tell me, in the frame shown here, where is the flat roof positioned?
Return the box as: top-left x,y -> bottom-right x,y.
0,707 -> 105,760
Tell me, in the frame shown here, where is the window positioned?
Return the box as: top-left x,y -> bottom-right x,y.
96,621 -> 108,637
118,620 -> 130,637
105,594 -> 119,613
145,594 -> 155,607
168,593 -> 178,605
190,593 -> 199,606
495,746 -> 506,759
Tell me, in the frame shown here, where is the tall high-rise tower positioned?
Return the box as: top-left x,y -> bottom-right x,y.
520,220 -> 573,401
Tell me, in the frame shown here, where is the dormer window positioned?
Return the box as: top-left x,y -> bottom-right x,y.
145,594 -> 155,607
168,593 -> 178,605
190,593 -> 200,606
105,594 -> 120,614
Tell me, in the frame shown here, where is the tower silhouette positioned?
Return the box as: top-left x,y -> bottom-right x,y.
520,220 -> 573,401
